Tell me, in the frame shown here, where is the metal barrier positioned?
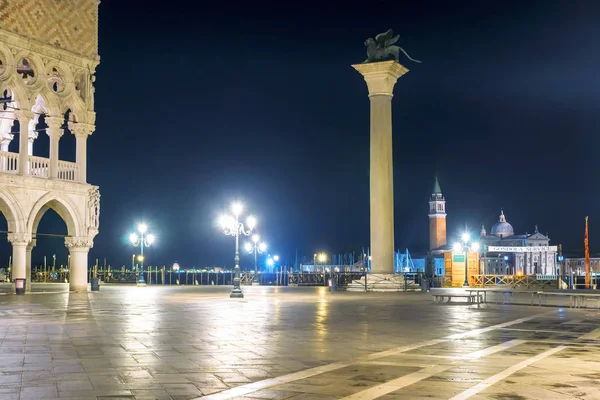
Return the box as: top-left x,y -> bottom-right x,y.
83,268 -> 366,287
470,274 -> 557,289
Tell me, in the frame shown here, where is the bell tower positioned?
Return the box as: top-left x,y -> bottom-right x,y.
428,176 -> 447,250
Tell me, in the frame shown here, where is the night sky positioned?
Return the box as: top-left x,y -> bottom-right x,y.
2,0 -> 600,269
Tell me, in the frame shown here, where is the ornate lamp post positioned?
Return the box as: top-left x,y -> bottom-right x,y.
219,202 -> 256,298
172,262 -> 180,285
129,223 -> 155,287
453,233 -> 479,287
244,235 -> 267,279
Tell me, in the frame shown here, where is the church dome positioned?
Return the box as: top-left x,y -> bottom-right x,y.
490,209 -> 514,238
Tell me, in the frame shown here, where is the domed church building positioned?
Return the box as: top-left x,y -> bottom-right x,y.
480,210 -> 558,275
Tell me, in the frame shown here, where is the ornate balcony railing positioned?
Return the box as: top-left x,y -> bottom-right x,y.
0,151 -> 78,182
58,160 -> 78,181
0,151 -> 18,174
29,155 -> 49,178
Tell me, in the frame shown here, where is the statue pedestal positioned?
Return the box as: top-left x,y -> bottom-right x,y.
352,61 -> 408,275
346,274 -> 420,292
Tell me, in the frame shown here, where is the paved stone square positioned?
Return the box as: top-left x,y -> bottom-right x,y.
0,285 -> 598,399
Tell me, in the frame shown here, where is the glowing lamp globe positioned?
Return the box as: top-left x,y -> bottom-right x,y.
231,202 -> 243,216
244,242 -> 253,253
138,223 -> 148,234
453,242 -> 462,253
461,232 -> 470,243
129,233 -> 138,244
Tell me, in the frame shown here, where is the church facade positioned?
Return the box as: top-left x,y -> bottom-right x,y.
479,211 -> 558,276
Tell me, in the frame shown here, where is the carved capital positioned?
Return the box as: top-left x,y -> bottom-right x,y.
68,122 -> 95,137
65,236 -> 94,250
0,133 -> 14,144
13,110 -> 34,123
7,233 -> 32,246
0,111 -> 15,132
45,116 -> 64,137
352,61 -> 408,97
27,239 -> 37,251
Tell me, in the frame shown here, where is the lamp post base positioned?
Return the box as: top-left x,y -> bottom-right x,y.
230,288 -> 244,298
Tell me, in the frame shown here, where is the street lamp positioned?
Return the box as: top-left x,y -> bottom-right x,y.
318,253 -> 327,273
219,202 -> 256,298
453,233 -> 479,287
129,223 -> 155,286
244,234 -> 267,278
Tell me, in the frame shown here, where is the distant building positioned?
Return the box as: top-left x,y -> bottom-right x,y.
479,210 -> 557,275
428,176 -> 447,251
564,258 -> 600,275
397,178 -> 558,281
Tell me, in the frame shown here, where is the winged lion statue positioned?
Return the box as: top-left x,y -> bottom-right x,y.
363,29 -> 421,64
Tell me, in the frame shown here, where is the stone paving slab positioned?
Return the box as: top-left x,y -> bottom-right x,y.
0,286 -> 598,399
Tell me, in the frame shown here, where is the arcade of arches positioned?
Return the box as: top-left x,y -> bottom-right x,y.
0,0 -> 101,292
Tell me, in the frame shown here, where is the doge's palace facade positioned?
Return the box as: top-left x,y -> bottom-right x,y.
0,0 -> 101,292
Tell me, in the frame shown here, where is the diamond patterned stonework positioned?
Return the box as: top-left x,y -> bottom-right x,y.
0,0 -> 99,58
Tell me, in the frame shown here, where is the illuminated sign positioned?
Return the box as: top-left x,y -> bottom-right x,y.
453,255 -> 465,262
487,246 -> 558,253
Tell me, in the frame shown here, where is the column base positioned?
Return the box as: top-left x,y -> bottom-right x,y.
346,273 -> 421,292
137,282 -> 147,287
230,288 -> 244,298
69,283 -> 88,293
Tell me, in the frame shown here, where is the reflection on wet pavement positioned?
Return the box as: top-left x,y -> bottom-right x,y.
0,285 -> 598,399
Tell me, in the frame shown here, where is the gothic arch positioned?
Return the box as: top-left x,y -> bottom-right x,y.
31,90 -> 61,117
27,192 -> 82,237
0,186 -> 25,234
63,97 -> 86,123
0,82 -> 31,111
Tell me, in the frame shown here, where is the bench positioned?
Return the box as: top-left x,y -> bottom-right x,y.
466,289 -> 537,306
535,292 -> 588,308
572,293 -> 600,308
433,294 -> 482,304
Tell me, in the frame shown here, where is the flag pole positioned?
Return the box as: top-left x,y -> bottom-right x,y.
585,216 -> 590,289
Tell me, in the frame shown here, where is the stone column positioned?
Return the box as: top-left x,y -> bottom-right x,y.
65,237 -> 93,292
45,117 -> 64,179
14,110 -> 34,176
353,61 -> 408,275
8,233 -> 31,288
68,123 -> 95,183
0,111 -> 15,153
25,239 -> 36,293
27,115 -> 40,155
